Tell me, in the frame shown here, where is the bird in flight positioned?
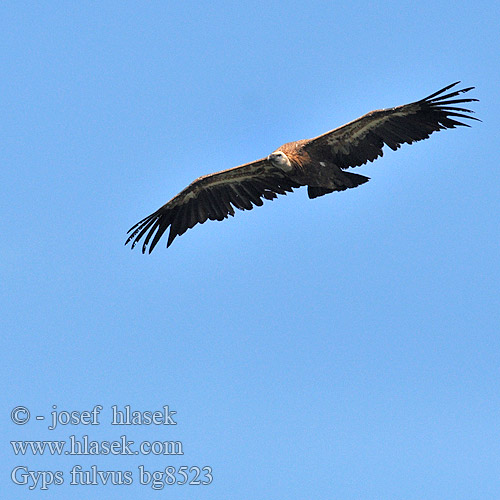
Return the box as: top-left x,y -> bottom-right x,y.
126,82 -> 478,253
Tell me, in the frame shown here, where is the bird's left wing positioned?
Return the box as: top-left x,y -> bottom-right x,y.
302,82 -> 479,169
125,158 -> 301,252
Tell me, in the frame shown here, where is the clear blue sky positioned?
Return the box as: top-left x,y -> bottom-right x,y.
2,1 -> 499,499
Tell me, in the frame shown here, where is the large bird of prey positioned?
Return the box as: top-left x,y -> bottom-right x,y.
126,82 -> 478,252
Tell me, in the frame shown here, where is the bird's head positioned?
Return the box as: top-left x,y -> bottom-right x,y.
267,150 -> 293,171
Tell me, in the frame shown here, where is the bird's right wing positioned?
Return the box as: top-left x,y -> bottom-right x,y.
125,158 -> 301,252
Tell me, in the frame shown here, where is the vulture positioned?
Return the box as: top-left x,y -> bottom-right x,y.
126,82 -> 478,252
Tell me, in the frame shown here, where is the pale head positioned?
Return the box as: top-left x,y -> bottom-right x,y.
267,150 -> 293,171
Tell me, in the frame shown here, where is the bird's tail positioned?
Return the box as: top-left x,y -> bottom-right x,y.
307,172 -> 370,199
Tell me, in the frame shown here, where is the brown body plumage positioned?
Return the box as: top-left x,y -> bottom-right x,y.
126,82 -> 478,252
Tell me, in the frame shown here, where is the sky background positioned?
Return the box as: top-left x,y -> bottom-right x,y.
1,1 -> 499,499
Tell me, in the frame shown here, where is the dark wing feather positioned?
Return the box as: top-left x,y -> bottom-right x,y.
125,159 -> 301,252
303,82 -> 479,169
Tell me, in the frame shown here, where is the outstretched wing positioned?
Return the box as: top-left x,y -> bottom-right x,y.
304,82 -> 479,169
126,159 -> 301,252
